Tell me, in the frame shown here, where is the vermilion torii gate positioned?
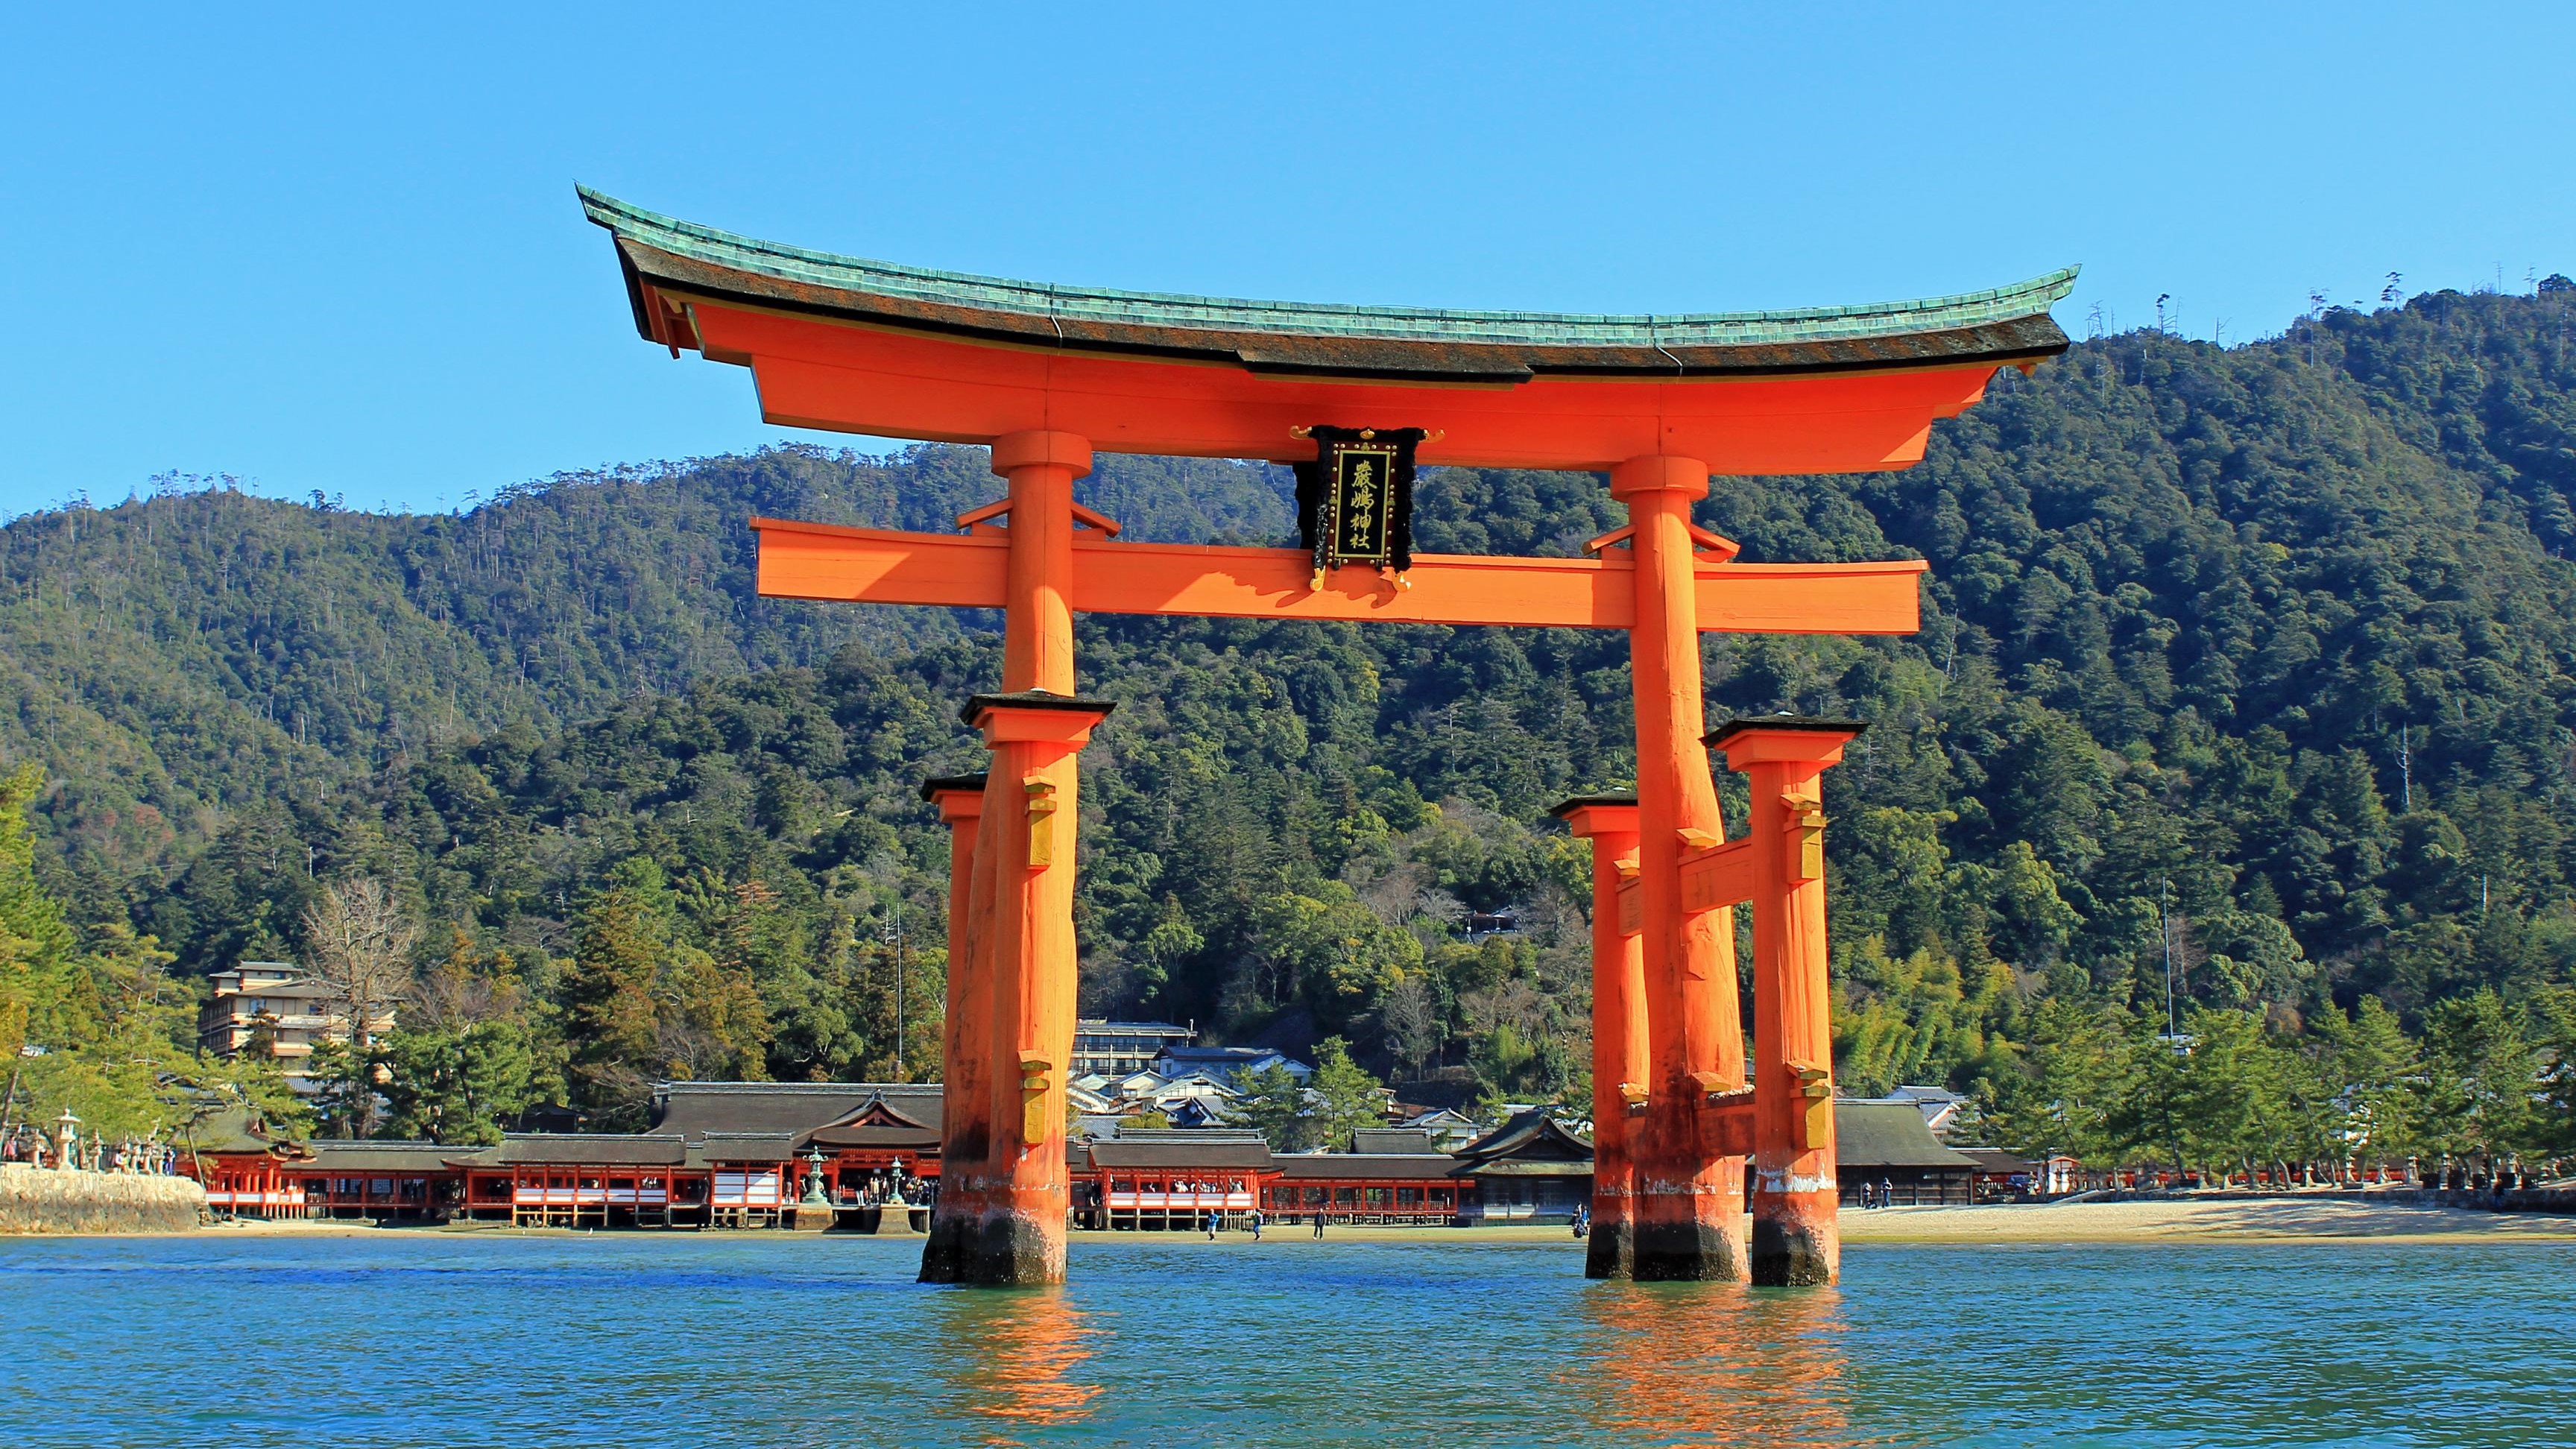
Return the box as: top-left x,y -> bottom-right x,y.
582,189 -> 2071,1286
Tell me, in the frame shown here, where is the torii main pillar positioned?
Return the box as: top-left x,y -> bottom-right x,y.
1612,455 -> 1748,1281
918,432 -> 1114,1287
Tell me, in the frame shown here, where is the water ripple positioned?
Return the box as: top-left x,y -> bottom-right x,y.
1,1234 -> 2567,1446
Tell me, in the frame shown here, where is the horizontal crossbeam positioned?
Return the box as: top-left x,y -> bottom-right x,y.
1613,837 -> 1760,936
1681,838 -> 1758,913
753,519 -> 1925,634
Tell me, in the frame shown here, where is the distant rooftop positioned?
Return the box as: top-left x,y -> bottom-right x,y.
1159,1046 -> 1290,1058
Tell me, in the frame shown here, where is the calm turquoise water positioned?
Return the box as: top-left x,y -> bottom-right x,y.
1,1231 -> 2567,1447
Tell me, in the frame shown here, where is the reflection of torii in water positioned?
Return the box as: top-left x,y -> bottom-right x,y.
932,1287 -> 1103,1443
581,189 -> 2074,1287
1576,1281 -> 1856,1448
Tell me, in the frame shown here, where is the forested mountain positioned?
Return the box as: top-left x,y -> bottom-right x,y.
0,448 -> 1286,886
5,283 -> 2575,1164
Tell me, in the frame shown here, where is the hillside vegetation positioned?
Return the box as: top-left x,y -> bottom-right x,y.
4,285 -> 2574,1166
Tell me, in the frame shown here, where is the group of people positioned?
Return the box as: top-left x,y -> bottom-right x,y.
1852,1180 -> 1904,1208
842,1168 -> 926,1208
1192,1208 -> 1357,1241
1200,1207 -> 1268,1240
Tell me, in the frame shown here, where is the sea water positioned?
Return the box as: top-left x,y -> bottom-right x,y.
1,1231 -> 2566,1447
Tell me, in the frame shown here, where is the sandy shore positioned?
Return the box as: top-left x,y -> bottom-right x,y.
178,1217 -> 1586,1245
1839,1196 -> 2576,1245
107,1198 -> 2576,1248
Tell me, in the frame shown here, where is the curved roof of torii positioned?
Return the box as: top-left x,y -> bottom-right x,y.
583,187 -> 2074,385
580,188 -> 2074,473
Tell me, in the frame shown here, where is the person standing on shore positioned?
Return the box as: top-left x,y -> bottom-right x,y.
1249,1208 -> 1264,1241
1204,1208 -> 1219,1240
1313,1210 -> 1326,1239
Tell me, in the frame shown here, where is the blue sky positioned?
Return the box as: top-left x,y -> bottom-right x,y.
3,4 -> 2569,518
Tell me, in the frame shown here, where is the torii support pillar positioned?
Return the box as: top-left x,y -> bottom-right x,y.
921,772 -> 988,1226
1710,716 -> 1864,1287
1554,794 -> 1644,1279
921,429 -> 1114,1287
1611,455 -> 1748,1282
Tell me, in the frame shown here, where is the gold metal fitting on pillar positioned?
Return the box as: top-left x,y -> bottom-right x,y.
1023,777 -> 1058,868
1785,796 -> 1828,882
1788,1058 -> 1834,1146
1019,1054 -> 1053,1143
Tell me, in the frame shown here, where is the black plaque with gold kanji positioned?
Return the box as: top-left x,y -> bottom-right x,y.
1295,426 -> 1423,582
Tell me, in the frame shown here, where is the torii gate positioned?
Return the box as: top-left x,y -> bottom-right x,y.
582,189 -> 2071,1286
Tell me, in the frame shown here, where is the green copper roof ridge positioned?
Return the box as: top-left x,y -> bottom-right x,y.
578,186 -> 2077,349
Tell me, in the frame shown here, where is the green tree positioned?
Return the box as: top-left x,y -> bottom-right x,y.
2314,996 -> 2422,1164
2419,989 -> 2539,1156
2171,1009 -> 2293,1184
380,1021 -> 534,1144
1242,880 -> 1424,1029
2533,985 -> 2576,1153
559,862 -> 672,1124
0,764 -> 86,1051
1229,1061 -> 1313,1153
1307,1037 -> 1386,1152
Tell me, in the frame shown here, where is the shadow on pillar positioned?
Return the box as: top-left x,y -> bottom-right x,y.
922,691 -> 1112,1287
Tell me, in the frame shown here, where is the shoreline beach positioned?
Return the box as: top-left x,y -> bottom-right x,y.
113,1196 -> 2575,1247
1837,1196 -> 2576,1244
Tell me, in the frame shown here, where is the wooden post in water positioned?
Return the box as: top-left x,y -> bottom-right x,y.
1611,455 -> 1748,1282
1556,794 -> 1644,1278
920,772 -> 988,1269
1711,716 -> 1863,1286
921,432 -> 1113,1287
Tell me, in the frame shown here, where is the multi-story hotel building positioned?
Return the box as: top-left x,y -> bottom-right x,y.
197,961 -> 395,1087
